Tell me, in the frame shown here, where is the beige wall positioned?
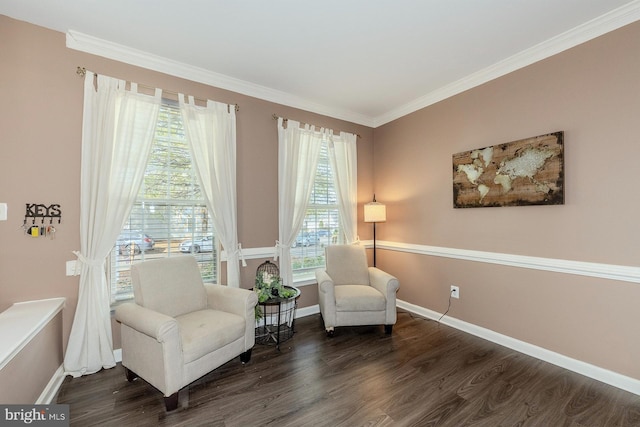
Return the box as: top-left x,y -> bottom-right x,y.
0,15 -> 374,352
373,21 -> 640,380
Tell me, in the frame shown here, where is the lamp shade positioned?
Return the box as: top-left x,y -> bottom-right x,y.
364,201 -> 386,223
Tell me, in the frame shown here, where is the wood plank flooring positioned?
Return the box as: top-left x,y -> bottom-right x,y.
55,311 -> 640,426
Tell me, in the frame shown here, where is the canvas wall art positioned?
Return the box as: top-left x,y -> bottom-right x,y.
453,131 -> 564,208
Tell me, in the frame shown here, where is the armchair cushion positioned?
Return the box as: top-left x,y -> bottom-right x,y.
334,285 -> 385,312
177,309 -> 245,364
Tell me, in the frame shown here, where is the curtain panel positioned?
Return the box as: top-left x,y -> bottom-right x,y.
328,132 -> 358,243
64,71 -> 161,377
179,95 -> 243,287
276,118 -> 358,286
277,118 -> 323,287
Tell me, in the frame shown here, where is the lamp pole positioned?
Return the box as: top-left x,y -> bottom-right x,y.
364,194 -> 386,268
372,220 -> 378,267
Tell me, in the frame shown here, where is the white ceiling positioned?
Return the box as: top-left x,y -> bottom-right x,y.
2,1 -> 640,127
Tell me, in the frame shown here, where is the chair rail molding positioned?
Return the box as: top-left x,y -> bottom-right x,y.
223,241 -> 639,284
366,240 -> 640,284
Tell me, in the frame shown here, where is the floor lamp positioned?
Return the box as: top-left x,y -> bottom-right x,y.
364,195 -> 386,267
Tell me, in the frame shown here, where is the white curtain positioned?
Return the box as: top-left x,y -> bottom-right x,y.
328,132 -> 358,243
179,95 -> 243,287
64,71 -> 161,377
277,118 -> 323,287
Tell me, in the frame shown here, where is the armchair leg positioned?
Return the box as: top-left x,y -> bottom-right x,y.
164,392 -> 179,412
124,367 -> 138,382
240,349 -> 252,364
325,328 -> 335,338
384,325 -> 393,335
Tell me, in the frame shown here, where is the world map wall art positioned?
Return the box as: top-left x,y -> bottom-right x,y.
452,131 -> 564,208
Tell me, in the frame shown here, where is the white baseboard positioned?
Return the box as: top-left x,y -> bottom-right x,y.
36,364 -> 66,404
295,304 -> 319,319
396,299 -> 640,396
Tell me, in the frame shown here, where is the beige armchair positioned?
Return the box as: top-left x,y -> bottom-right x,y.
315,245 -> 399,336
115,256 -> 258,411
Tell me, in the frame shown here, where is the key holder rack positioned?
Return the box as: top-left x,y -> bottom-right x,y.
23,203 -> 62,239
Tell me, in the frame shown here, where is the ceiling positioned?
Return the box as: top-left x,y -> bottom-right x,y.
2,1 -> 639,127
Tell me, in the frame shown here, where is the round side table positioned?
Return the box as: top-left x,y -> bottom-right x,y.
255,286 -> 301,349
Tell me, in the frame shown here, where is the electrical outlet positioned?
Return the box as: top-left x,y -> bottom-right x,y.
450,285 -> 460,299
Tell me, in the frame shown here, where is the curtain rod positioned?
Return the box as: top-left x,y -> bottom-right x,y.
272,114 -> 361,138
76,66 -> 240,112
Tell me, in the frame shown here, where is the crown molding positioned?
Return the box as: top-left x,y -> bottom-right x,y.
66,30 -> 374,127
66,0 -> 640,129
372,0 -> 640,127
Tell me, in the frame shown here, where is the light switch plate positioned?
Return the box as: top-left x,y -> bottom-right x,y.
66,260 -> 80,276
0,203 -> 7,221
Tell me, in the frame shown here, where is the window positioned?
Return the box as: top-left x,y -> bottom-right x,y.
291,140 -> 344,279
110,101 -> 217,303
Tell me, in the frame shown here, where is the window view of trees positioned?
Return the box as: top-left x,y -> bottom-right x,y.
110,102 -> 216,303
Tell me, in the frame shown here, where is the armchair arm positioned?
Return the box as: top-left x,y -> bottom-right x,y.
115,302 -> 179,343
204,284 -> 258,318
204,284 -> 258,351
315,269 -> 335,295
368,267 -> 400,325
368,267 -> 399,295
315,268 -> 337,328
116,302 -> 182,396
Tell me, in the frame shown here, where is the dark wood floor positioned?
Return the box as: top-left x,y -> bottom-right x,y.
56,311 -> 640,426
